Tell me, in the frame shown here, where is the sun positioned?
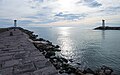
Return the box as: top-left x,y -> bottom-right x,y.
55,0 -> 92,14
57,0 -> 76,12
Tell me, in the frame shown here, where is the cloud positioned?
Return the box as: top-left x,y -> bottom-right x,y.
0,18 -> 13,27
96,6 -> 120,15
77,0 -> 102,7
0,0 -> 38,19
55,12 -> 87,20
19,20 -> 33,25
33,0 -> 43,2
107,6 -> 120,11
0,0 -> 120,27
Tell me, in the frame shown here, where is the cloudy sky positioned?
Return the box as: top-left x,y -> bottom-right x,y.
0,0 -> 120,27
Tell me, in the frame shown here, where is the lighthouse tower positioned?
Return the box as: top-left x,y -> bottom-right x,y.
102,19 -> 105,29
14,20 -> 17,27
14,20 -> 17,31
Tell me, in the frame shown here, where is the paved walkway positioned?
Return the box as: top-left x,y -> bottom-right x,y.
0,29 -> 59,75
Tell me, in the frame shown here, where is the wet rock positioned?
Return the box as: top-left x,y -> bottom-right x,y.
76,63 -> 81,65
105,69 -> 113,75
60,57 -> 68,63
46,46 -> 53,49
85,73 -> 94,75
31,35 -> 38,40
59,70 -> 65,74
95,65 -> 114,75
45,51 -> 55,58
67,67 -> 76,74
101,65 -> 113,74
54,62 -> 62,69
35,38 -> 45,41
53,48 -> 61,51
83,68 -> 94,74
69,59 -> 73,62
55,45 -> 60,48
58,73 -> 69,75
75,69 -> 84,75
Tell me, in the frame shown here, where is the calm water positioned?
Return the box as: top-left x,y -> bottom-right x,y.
25,27 -> 120,74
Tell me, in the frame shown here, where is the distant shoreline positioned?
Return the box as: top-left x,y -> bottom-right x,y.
94,26 -> 120,30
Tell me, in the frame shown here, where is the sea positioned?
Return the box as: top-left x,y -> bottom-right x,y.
24,27 -> 120,74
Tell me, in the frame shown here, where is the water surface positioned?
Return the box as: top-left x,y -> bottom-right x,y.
25,27 -> 120,74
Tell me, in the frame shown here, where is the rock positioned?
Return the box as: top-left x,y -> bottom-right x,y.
60,57 -> 68,63
59,70 -> 65,74
46,40 -> 52,45
45,51 -> 55,58
55,45 -> 60,48
85,73 -> 94,75
54,62 -> 63,69
36,38 -> 45,41
67,67 -> 76,74
57,73 -> 69,75
46,46 -> 53,49
95,65 -> 114,75
75,69 -> 84,75
29,34 -> 38,40
33,41 -> 48,44
76,63 -> 81,65
105,69 -> 113,75
69,59 -> 73,62
83,68 -> 94,74
101,65 -> 113,75
53,48 -> 61,51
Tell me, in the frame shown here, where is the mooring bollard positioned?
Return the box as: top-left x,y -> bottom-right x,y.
10,32 -> 13,36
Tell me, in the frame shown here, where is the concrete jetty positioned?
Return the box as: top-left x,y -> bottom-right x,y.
0,29 -> 59,75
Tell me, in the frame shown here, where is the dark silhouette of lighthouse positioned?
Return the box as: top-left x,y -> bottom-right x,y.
14,20 -> 17,31
14,20 -> 17,27
102,19 -> 105,29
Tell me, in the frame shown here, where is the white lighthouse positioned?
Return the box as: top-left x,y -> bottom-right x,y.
14,20 -> 17,31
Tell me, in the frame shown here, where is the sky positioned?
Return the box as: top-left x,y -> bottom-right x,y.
0,0 -> 120,27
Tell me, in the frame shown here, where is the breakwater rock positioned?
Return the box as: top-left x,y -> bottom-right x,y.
94,26 -> 120,30
15,27 -> 116,75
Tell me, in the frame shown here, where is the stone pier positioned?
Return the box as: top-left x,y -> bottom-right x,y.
0,29 -> 59,75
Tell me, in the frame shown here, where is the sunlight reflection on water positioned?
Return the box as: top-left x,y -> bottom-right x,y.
25,27 -> 120,74
57,27 -> 74,59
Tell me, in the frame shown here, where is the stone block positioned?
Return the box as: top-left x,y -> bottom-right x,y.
1,67 -> 13,75
0,55 -> 12,61
34,60 -> 52,69
24,56 -> 46,63
14,62 -> 36,74
0,52 -> 15,57
3,60 -> 19,68
13,51 -> 29,59
29,51 -> 43,57
33,66 -> 58,75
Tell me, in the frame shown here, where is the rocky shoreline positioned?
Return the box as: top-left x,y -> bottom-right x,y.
8,27 -> 116,75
